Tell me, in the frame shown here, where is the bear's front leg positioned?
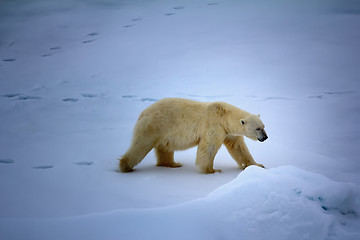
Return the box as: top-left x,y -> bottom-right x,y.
196,135 -> 223,174
224,135 -> 265,169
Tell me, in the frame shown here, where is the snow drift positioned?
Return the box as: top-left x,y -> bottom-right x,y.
1,166 -> 359,240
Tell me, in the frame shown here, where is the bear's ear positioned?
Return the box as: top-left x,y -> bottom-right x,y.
257,114 -> 261,118
240,119 -> 245,125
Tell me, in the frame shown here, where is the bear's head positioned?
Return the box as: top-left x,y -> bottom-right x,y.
240,114 -> 268,142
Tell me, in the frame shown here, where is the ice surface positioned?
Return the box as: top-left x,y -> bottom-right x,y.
1,166 -> 359,240
0,0 -> 360,239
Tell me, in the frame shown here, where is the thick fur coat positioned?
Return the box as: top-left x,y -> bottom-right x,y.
119,98 -> 267,173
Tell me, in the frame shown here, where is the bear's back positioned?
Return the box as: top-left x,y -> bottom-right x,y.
139,98 -> 206,120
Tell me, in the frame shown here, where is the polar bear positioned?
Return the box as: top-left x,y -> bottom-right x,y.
119,98 -> 268,174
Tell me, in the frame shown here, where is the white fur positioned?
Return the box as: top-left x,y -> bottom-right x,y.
119,98 -> 267,173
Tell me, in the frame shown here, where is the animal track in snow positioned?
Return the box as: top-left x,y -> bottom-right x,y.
263,96 -> 293,101
73,161 -> 94,166
41,47 -> 62,57
83,39 -> 96,44
81,93 -> 98,98
1,93 -> 42,101
87,32 -> 99,37
3,58 -> 16,62
323,90 -> 355,95
246,95 -> 294,101
123,24 -> 135,28
309,90 -> 355,99
141,98 -> 158,102
63,98 -> 79,102
164,13 -> 175,16
50,46 -> 62,50
17,95 -> 42,100
121,95 -> 157,102
1,93 -> 21,98
122,95 -> 137,99
131,18 -> 142,22
32,165 -> 54,169
41,53 -> 54,57
0,159 -> 15,164
309,95 -> 325,99
173,6 -> 185,10
83,32 -> 99,43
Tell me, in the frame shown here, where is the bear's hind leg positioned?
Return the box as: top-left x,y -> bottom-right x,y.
119,140 -> 154,172
155,148 -> 182,168
196,139 -> 222,174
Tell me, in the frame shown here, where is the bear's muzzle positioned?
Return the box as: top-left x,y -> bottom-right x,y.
257,130 -> 268,142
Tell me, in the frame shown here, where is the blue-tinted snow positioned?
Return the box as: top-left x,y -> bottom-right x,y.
1,166 -> 359,240
0,0 -> 359,239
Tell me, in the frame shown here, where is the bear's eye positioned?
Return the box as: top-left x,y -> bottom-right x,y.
256,128 -> 261,131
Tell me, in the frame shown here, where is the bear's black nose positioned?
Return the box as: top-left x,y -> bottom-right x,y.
258,135 -> 268,142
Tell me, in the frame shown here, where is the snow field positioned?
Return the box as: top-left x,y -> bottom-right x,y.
1,0 -> 360,239
1,166 -> 359,240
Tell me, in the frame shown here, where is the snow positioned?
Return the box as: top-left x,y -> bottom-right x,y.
1,166 -> 360,240
0,0 -> 360,239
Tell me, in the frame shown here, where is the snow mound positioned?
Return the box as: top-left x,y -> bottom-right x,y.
1,166 -> 359,240
208,166 -> 360,240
